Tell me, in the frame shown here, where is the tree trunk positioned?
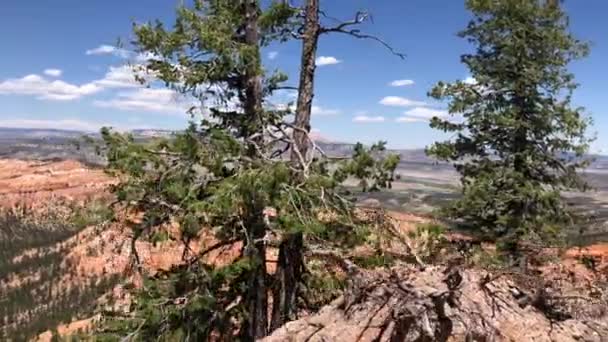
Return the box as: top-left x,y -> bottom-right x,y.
242,1 -> 268,340
271,0 -> 321,333
244,236 -> 269,341
290,0 -> 320,165
270,233 -> 304,331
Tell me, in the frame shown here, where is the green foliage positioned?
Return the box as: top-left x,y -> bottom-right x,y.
96,1 -> 396,340
341,141 -> 401,191
468,246 -> 509,269
406,223 -> 447,262
427,0 -> 592,251
353,252 -> 395,269
301,260 -> 346,312
0,206 -> 120,341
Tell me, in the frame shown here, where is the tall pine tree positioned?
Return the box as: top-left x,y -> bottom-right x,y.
427,0 -> 591,252
96,0 -> 401,340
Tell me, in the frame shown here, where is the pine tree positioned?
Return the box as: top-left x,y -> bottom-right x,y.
98,0 -> 400,340
427,0 -> 591,252
271,0 -> 404,329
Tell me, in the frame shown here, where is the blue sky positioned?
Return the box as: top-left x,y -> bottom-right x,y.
1,1 -> 606,152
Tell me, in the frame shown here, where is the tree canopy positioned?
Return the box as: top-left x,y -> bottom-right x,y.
427,0 -> 591,251
97,1 -> 400,340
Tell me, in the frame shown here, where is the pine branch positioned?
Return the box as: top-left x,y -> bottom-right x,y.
186,238 -> 240,267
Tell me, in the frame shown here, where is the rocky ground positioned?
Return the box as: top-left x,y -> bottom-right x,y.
0,158 -> 607,341
264,265 -> 608,341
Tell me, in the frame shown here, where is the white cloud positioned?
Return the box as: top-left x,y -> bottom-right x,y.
379,96 -> 427,107
353,115 -> 385,123
395,107 -> 450,123
463,76 -> 477,85
269,89 -> 298,110
403,107 -> 449,120
268,51 -> 279,60
0,64 -> 153,102
315,56 -> 341,66
272,103 -> 295,112
395,117 -> 425,123
44,69 -> 62,77
93,65 -> 147,88
270,103 -> 338,116
0,74 -> 101,101
135,52 -> 161,63
389,79 -> 414,87
311,105 -> 340,116
93,88 -> 192,114
86,45 -> 131,59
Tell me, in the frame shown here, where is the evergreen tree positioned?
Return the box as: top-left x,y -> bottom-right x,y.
427,0 -> 591,252
271,0 -> 403,329
98,0 -> 399,340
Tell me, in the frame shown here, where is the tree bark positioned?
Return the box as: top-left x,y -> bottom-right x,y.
271,0 -> 321,333
290,0 -> 320,165
270,232 -> 304,331
241,1 -> 268,340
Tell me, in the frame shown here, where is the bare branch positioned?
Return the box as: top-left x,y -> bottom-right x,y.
318,10 -> 405,60
321,27 -> 406,60
320,10 -> 369,31
274,123 -> 310,176
274,85 -> 299,91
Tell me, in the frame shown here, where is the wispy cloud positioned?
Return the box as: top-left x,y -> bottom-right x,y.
0,63 -> 157,102
0,74 -> 101,101
93,65 -> 148,88
87,45 -> 161,63
86,45 -> 131,59
403,107 -> 449,119
93,88 -> 192,114
389,79 -> 414,87
268,51 -> 279,60
395,117 -> 426,123
43,69 -> 62,77
311,105 -> 340,116
379,96 -> 427,107
396,107 -> 451,123
315,56 -> 341,66
353,115 -> 385,123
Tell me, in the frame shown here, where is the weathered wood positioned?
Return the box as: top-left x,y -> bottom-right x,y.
264,266 -> 608,342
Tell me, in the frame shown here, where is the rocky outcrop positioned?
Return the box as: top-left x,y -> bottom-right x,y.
264,265 -> 608,342
0,159 -> 112,208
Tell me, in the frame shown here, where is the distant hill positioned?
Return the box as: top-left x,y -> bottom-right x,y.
0,127 -> 86,140
1,126 -> 606,169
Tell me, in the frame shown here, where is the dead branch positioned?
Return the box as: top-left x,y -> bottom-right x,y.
319,10 -> 405,60
321,27 -> 406,60
321,10 -> 369,32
